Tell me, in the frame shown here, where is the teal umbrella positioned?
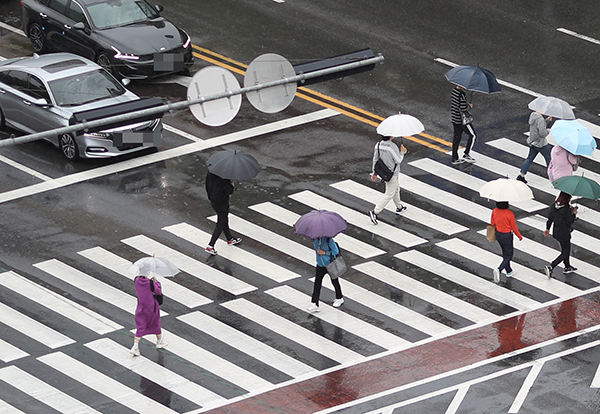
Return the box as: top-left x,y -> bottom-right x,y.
552,176 -> 600,199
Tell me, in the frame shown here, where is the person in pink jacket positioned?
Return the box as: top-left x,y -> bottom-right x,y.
547,145 -> 579,182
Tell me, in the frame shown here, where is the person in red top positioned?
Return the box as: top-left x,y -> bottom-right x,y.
490,201 -> 523,283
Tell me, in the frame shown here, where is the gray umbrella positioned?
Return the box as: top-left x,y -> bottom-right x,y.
206,149 -> 261,180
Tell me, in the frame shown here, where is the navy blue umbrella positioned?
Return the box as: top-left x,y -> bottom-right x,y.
445,65 -> 501,94
207,149 -> 261,180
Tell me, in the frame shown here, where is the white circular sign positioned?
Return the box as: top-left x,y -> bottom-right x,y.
244,53 -> 296,114
187,66 -> 242,126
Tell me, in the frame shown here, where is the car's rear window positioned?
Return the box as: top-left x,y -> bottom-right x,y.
42,59 -> 88,73
48,69 -> 126,106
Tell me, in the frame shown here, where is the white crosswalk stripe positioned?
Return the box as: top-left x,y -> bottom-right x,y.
0,399 -> 26,414
78,246 -> 212,308
163,221 -> 302,282
122,234 -> 257,295
0,340 -> 28,363
290,190 -> 427,247
85,338 -> 224,407
0,271 -> 122,335
0,365 -> 102,413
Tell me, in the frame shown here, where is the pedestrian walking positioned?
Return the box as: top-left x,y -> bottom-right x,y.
450,85 -> 477,165
543,191 -> 578,278
205,171 -> 242,256
516,111 -> 552,183
130,275 -> 166,356
368,136 -> 407,225
547,145 -> 579,182
490,201 -> 523,283
307,237 -> 344,313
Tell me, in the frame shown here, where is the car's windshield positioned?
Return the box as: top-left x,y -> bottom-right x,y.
48,69 -> 126,106
86,0 -> 159,30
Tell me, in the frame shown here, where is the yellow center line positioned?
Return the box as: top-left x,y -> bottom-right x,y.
192,47 -> 452,152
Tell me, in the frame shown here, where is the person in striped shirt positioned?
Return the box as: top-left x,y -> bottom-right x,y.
450,85 -> 477,165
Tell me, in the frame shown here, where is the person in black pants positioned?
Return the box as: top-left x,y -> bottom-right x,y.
307,237 -> 344,313
543,191 -> 578,278
205,171 -> 241,256
450,85 -> 477,165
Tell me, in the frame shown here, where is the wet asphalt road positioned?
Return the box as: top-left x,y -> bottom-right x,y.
1,1 -> 600,413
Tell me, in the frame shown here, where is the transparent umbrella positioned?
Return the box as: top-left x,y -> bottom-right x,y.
528,96 -> 575,120
127,256 -> 180,278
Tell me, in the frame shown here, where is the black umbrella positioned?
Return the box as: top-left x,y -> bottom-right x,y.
445,65 -> 501,94
206,149 -> 261,180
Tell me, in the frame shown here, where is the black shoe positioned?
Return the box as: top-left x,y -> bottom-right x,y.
395,206 -> 407,214
368,210 -> 378,224
516,175 -> 527,184
563,266 -> 577,274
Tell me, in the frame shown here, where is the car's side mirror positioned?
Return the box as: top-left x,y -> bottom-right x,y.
121,78 -> 131,87
155,4 -> 164,13
74,22 -> 85,30
33,98 -> 49,106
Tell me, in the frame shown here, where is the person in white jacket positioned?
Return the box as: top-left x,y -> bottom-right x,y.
368,136 -> 407,225
517,111 -> 552,183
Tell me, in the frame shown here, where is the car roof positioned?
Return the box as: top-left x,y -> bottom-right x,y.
0,53 -> 99,82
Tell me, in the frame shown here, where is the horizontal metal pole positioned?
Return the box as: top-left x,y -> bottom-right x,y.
0,54 -> 384,148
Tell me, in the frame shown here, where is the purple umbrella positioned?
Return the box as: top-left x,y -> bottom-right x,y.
294,210 -> 348,239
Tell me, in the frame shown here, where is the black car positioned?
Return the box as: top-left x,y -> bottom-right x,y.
22,0 -> 194,80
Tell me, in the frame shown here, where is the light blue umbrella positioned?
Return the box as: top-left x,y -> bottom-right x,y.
551,120 -> 597,156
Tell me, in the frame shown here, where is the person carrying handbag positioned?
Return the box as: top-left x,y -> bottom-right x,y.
490,201 -> 523,283
307,237 -> 344,313
130,275 -> 167,356
450,85 -> 477,165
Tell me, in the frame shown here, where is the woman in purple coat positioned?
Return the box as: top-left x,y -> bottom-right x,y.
130,275 -> 166,356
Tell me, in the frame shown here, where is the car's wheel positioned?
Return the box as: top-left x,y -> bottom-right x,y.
28,22 -> 47,53
60,134 -> 79,160
96,52 -> 114,76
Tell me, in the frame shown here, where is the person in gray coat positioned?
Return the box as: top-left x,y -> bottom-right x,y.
516,111 -> 552,183
368,136 -> 407,224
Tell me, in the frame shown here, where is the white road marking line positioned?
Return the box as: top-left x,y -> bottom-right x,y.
38,352 -> 178,414
33,258 -> 168,316
163,124 -> 203,142
435,238 -> 581,299
445,385 -> 470,414
212,213 -> 316,266
0,108 -> 339,205
78,245 -> 212,308
0,399 -> 26,414
85,338 -> 225,407
0,154 -> 52,181
410,157 -> 546,213
150,328 -> 274,392
177,311 -> 315,379
0,339 -> 29,363
290,190 -> 427,248
0,22 -> 25,36
163,222 -> 301,283
0,365 -> 102,413
590,362 -> 600,388
557,28 -> 600,45
0,271 -> 122,335
221,298 -> 363,365
318,275 -> 452,337
520,215 -> 600,256
249,201 -> 386,258
122,234 -> 257,295
0,302 -> 74,349
508,361 -> 544,413
330,179 -> 469,236
266,285 -> 411,351
434,58 -> 542,97
398,248 -> 542,310
354,261 -> 496,323
398,172 -> 491,223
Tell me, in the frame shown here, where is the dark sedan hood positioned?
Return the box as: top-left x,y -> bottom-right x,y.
98,19 -> 183,54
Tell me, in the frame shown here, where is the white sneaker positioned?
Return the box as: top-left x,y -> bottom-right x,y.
462,154 -> 476,163
506,270 -> 517,277
332,298 -> 344,308
493,268 -> 500,283
129,346 -> 140,356
156,339 -> 168,349
307,304 -> 320,313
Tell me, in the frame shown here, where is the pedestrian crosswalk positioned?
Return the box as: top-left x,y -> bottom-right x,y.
2,132 -> 600,413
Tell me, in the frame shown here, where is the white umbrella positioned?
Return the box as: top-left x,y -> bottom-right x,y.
376,112 -> 424,137
127,256 -> 180,278
528,96 -> 575,120
479,178 -> 534,202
